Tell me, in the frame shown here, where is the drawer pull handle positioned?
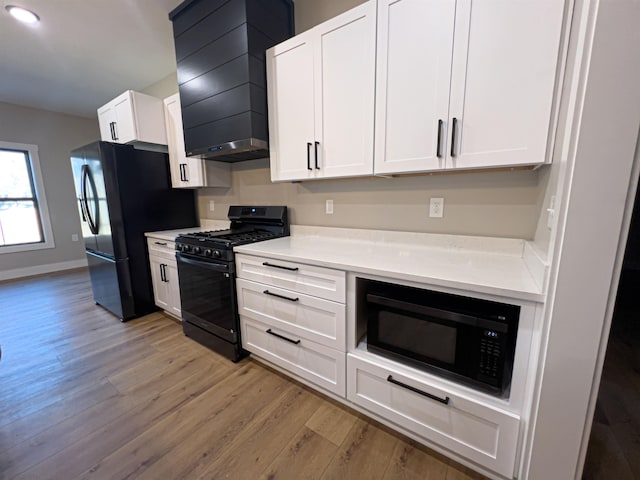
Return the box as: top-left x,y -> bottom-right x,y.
154,241 -> 168,246
263,290 -> 299,302
266,328 -> 301,345
262,262 -> 299,272
386,375 -> 450,405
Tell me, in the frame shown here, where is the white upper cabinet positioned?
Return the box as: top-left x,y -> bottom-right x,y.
447,1 -> 565,170
373,0 -> 565,175
163,93 -> 230,189
268,1 -> 376,182
374,0 -> 456,174
268,33 -> 316,182
97,90 -> 167,146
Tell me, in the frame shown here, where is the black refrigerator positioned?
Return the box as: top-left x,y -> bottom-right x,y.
70,141 -> 197,321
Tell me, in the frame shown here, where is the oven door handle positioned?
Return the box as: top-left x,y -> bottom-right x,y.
177,254 -> 230,273
366,294 -> 507,332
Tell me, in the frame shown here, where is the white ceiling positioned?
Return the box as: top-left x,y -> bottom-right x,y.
0,0 -> 182,118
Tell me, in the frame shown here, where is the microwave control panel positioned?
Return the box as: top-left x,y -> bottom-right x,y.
479,331 -> 502,379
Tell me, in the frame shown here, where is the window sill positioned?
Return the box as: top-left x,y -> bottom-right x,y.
0,239 -> 56,255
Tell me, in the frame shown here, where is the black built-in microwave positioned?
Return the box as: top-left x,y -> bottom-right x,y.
358,278 -> 519,397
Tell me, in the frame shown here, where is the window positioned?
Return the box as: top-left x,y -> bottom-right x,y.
0,141 -> 54,253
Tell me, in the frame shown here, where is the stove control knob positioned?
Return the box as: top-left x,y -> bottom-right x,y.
213,250 -> 222,258
183,245 -> 192,253
204,249 -> 212,257
193,247 -> 202,254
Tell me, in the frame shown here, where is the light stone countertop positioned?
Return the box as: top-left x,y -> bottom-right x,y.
234,226 -> 545,303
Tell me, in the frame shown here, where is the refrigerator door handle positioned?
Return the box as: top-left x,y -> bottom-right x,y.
78,197 -> 88,222
81,164 -> 99,235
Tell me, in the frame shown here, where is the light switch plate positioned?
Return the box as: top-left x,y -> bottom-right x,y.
209,200 -> 215,212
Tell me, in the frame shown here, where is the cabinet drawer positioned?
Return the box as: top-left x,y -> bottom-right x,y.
241,317 -> 346,397
347,354 -> 519,478
147,237 -> 176,260
237,278 -> 345,351
236,254 -> 346,303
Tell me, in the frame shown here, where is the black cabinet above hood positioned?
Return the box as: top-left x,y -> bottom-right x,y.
169,0 -> 294,162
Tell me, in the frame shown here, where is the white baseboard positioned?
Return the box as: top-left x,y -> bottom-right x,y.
0,258 -> 88,282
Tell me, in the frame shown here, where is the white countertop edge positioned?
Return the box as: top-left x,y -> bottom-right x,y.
234,247 -> 544,303
289,225 -> 526,256
145,219 -> 230,241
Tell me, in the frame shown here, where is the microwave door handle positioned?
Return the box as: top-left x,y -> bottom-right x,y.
366,294 -> 481,329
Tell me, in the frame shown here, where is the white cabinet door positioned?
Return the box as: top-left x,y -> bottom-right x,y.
112,93 -> 137,144
164,93 -> 202,187
165,262 -> 182,318
268,33 -> 316,182
374,0 -> 456,175
97,91 -> 167,146
164,93 -> 231,189
447,0 -> 564,169
347,354 -> 521,478
149,255 -> 170,311
97,104 -> 117,143
314,1 -> 375,179
241,316 -> 346,397
269,1 -> 376,182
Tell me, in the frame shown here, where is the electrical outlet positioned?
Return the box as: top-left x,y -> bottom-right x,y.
429,197 -> 444,218
326,199 -> 334,214
209,200 -> 215,212
546,195 -> 556,229
71,234 -> 79,242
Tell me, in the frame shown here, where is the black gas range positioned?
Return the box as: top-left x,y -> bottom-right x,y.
175,206 -> 289,361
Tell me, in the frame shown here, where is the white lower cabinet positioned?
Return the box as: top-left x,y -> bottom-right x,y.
347,354 -> 520,478
235,254 -> 346,303
236,255 -> 347,396
241,317 -> 346,397
235,253 -> 522,478
147,236 -> 182,318
236,278 -> 345,350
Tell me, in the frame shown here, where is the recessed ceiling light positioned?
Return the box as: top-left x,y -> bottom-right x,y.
5,5 -> 40,24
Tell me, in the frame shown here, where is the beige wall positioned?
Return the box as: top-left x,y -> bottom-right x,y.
294,0 -> 366,33
142,72 -> 179,99
0,102 -> 100,271
198,160 -> 545,239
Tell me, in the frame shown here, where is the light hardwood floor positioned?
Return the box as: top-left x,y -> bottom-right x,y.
0,268 -> 487,480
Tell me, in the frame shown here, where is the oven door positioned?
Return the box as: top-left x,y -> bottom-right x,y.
176,252 -> 238,343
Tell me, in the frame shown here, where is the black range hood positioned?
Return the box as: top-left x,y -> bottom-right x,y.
169,0 -> 294,162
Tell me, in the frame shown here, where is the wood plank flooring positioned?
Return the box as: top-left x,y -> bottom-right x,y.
0,268 -> 487,480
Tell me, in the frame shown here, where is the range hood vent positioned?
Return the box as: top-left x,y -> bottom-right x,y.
169,0 -> 294,162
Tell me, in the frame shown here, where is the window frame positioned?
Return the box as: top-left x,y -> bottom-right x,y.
0,140 -> 55,254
